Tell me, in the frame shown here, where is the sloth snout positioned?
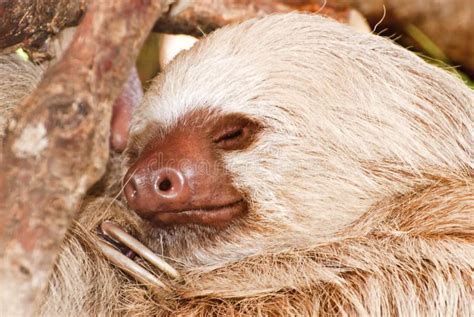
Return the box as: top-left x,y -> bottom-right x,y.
124,164 -> 191,217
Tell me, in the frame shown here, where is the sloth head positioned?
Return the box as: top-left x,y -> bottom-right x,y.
123,14 -> 473,264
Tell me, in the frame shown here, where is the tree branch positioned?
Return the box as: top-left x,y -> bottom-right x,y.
0,0 -> 352,57
0,0 -> 87,55
153,0 -> 351,36
0,0 -> 168,314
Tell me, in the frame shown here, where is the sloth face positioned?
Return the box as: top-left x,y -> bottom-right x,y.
122,14 -> 472,261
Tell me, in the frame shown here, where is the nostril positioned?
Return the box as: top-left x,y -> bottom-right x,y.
158,178 -> 172,192
153,168 -> 185,198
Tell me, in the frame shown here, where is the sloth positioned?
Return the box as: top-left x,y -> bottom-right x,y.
2,13 -> 473,316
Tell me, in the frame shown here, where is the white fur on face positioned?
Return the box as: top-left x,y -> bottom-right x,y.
131,13 -> 473,251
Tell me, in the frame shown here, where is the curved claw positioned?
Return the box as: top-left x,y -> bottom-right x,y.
96,239 -> 168,290
100,221 -> 181,280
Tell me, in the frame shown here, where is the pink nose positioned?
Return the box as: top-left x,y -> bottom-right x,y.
124,166 -> 191,217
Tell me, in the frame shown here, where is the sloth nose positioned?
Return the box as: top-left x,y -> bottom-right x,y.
124,165 -> 191,217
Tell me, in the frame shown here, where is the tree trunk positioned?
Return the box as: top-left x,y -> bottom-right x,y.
0,1 -> 168,315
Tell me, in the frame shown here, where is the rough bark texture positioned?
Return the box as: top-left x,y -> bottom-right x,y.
0,0 -> 351,59
328,0 -> 474,76
152,0 -> 351,36
0,0 -> 87,57
0,1 -> 168,315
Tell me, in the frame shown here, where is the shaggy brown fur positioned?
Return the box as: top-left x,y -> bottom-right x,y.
1,13 -> 472,316
43,176 -> 473,316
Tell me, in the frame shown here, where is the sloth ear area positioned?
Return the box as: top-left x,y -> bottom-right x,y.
210,114 -> 263,151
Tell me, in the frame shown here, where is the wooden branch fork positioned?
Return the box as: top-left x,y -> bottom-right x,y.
0,1 -> 167,314
0,0 -> 352,314
0,1 -> 353,54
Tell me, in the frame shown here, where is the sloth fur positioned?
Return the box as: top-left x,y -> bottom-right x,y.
1,13 -> 473,316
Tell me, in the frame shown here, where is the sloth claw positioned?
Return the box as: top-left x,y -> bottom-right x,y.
97,221 -> 180,289
96,239 -> 169,290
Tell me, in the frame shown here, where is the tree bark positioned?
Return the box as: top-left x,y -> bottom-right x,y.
0,1 -> 168,315
0,0 -> 352,57
0,0 -> 87,55
153,0 -> 351,36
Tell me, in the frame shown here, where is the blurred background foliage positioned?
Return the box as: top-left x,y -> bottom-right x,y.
404,24 -> 473,89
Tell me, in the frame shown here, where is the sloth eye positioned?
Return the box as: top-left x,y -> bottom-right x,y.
212,115 -> 262,151
213,126 -> 246,150
215,127 -> 244,143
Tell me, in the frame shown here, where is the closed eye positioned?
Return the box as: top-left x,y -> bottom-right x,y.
210,114 -> 263,151
213,128 -> 244,144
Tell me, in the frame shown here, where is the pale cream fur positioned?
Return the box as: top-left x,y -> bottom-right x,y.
0,55 -> 43,140
1,13 -> 472,316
